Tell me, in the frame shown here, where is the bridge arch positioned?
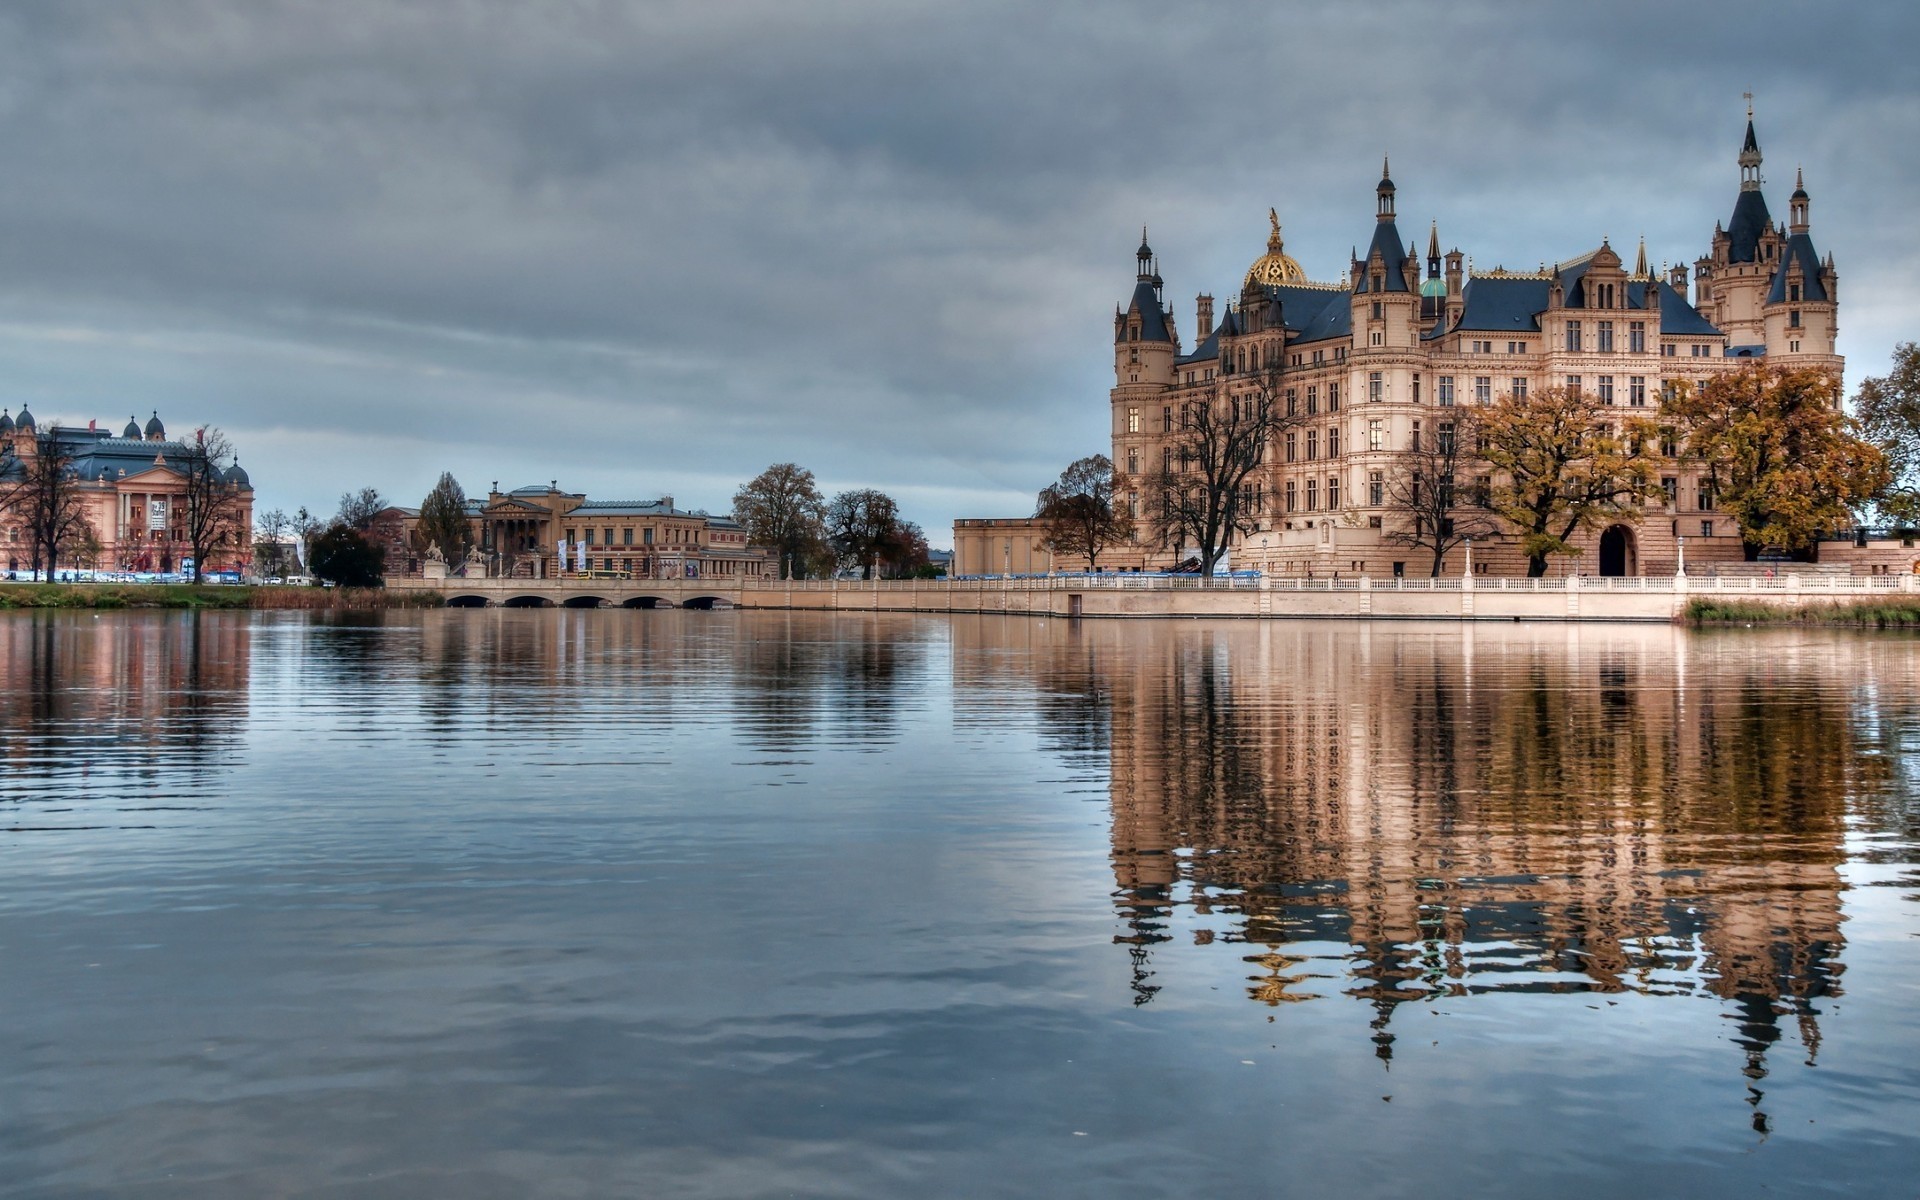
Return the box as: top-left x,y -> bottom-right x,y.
680,595 -> 733,610
620,596 -> 672,609
561,595 -> 608,609
445,594 -> 490,608
502,594 -> 554,608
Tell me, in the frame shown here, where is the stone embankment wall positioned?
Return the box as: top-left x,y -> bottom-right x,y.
391,573 -> 1920,623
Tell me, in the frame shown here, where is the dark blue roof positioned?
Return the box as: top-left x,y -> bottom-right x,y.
1728,344 -> 1767,358
1175,328 -> 1219,366
1354,219 -> 1410,293
1438,269 -> 1720,338
1117,280 -> 1172,343
1447,276 -> 1549,332
1277,286 -> 1354,345
1726,189 -> 1772,264
1765,232 -> 1827,304
1656,281 -> 1722,336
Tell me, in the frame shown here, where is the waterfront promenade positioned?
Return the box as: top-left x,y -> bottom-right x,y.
383,571 -> 1920,622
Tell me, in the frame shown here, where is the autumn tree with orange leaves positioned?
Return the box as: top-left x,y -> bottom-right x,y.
1666,364 -> 1890,561
1478,386 -> 1663,577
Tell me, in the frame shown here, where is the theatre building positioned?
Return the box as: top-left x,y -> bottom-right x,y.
1,409 -> 254,576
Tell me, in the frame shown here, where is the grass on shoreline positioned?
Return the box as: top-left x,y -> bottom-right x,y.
1685,597 -> 1920,628
0,583 -> 445,610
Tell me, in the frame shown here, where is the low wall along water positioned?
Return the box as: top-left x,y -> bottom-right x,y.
382,572 -> 1920,623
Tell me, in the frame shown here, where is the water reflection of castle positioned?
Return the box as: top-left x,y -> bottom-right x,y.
955,619 -> 1896,1127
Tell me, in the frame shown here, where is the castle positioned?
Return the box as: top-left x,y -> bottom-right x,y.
954,111 -> 1839,577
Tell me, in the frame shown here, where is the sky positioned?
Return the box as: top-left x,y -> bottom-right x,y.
1,1 -> 1916,545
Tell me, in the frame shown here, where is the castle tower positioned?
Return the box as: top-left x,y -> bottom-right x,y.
1351,159 -> 1419,349
1697,104 -> 1786,348
1762,168 -> 1840,370
1113,229 -> 1177,388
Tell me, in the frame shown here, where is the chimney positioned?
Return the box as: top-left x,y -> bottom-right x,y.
660,495 -> 674,510
1196,293 -> 1214,340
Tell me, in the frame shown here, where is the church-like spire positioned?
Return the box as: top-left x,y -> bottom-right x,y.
1136,227 -> 1153,280
1789,167 -> 1810,232
1376,156 -> 1396,222
1739,94 -> 1763,192
1634,235 -> 1649,278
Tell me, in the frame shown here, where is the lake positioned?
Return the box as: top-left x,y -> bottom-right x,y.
2,609 -> 1917,1197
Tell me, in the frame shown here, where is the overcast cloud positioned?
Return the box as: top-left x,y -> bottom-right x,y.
1,1 -> 1915,539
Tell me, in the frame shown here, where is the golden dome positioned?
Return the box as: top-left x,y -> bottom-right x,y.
1243,208 -> 1306,288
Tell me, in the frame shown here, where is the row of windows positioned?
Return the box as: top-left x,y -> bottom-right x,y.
562,525 -> 699,547
1563,320 -> 1648,353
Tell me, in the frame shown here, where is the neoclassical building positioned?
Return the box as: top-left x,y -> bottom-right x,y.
1,409 -> 254,576
955,114 -> 1838,577
373,481 -> 774,581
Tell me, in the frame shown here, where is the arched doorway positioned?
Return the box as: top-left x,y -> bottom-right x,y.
1598,526 -> 1636,577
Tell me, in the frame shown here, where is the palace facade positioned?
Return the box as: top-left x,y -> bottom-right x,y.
955,114 -> 1839,577
377,481 -> 774,581
1,409 -> 254,576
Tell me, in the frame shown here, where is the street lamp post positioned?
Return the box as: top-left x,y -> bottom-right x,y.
1676,535 -> 1686,577
1464,536 -> 1473,579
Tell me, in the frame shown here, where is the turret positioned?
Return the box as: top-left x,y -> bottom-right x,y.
1443,248 -> 1465,331
1701,102 -> 1784,346
1762,167 -> 1839,363
1114,230 -> 1176,388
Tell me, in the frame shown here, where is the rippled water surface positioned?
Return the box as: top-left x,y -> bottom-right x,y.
3,609 -> 1919,1197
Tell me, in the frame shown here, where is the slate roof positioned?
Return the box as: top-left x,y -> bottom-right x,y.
1354,219 -> 1410,293
1726,189 -> 1773,264
1765,232 -> 1827,304
1117,280 -> 1173,343
1431,270 -> 1722,338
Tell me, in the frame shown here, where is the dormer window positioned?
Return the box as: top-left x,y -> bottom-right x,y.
1789,283 -> 1801,302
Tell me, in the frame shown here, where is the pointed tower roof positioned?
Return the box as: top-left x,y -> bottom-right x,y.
1357,159 -> 1409,293
1634,236 -> 1649,278
1726,108 -> 1773,263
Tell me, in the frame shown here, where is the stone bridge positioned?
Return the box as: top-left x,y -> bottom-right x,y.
387,576 -> 751,609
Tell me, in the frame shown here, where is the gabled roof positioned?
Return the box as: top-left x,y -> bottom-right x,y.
1765,232 -> 1827,304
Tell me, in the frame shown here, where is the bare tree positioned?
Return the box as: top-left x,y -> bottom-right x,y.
1036,454 -> 1133,571
254,508 -> 295,578
174,427 -> 250,583
336,486 -> 384,531
1381,410 -> 1497,577
733,462 -> 827,578
6,425 -> 93,579
1148,384 -> 1288,573
826,488 -> 903,579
